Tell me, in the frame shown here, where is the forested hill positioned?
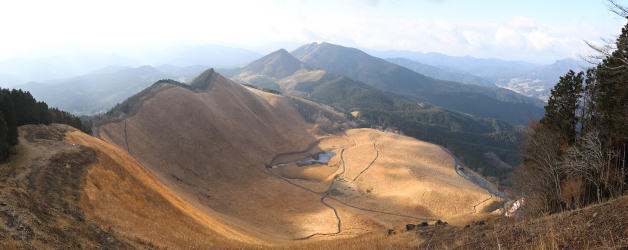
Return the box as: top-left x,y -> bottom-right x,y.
0,88 -> 91,161
289,73 -> 521,177
291,42 -> 545,125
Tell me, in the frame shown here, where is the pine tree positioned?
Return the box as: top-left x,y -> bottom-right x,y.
540,70 -> 584,145
593,23 -> 628,152
0,90 -> 17,145
0,114 -> 8,161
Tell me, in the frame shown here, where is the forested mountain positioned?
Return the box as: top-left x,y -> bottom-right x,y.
291,73 -> 520,176
292,42 -> 545,125
18,65 -> 205,115
0,88 -> 90,161
232,50 -> 522,177
387,57 -> 495,87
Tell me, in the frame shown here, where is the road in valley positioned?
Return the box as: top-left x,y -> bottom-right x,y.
438,146 -> 507,200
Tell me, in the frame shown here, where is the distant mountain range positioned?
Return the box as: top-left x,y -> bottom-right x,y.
368,49 -> 540,80
5,41 -> 569,174
0,44 -> 260,87
370,49 -> 585,101
4,41 -> 546,176
0,43 -> 584,102
17,65 -> 206,115
386,57 -> 495,87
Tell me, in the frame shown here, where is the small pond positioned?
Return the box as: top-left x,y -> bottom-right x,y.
270,150 -> 336,168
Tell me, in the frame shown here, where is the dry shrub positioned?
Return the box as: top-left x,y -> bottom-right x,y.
560,178 -> 585,210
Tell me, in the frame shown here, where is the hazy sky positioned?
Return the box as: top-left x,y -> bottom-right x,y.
0,0 -> 625,63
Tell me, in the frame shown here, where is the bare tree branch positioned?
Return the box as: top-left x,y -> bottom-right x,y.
580,1 -> 626,65
608,0 -> 628,18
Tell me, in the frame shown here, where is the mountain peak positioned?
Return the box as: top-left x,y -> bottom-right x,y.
188,68 -> 216,90
238,49 -> 311,79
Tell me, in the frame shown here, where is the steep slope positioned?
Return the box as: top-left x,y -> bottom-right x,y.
92,69 -> 500,244
94,69 -> 355,241
292,42 -> 545,125
387,57 -> 495,87
0,124 -> 253,248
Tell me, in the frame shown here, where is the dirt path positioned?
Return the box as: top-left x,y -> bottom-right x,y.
472,193 -> 494,213
352,142 -> 379,181
295,148 -> 346,240
265,133 -> 436,240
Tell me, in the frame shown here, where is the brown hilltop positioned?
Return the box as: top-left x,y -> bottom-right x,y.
91,69 -> 499,245
95,69 -> 356,242
0,69 -> 503,248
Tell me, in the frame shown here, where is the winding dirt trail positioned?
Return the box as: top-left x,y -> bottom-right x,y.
296,148 -> 346,240
265,133 -> 435,240
472,193 -> 494,213
352,142 -> 379,181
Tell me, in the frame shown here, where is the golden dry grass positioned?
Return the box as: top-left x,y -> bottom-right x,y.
65,129 -> 260,248
266,196 -> 628,249
97,74 -> 342,242
277,70 -> 326,91
92,74 -> 503,246
335,129 -> 495,219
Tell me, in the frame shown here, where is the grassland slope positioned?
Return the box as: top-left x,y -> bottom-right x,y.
0,124 -> 253,249
93,70 -> 502,244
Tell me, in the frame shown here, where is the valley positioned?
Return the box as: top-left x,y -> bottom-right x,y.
0,123 -> 502,248
0,51 -> 624,248
86,70 -> 502,246
1,1 -> 626,246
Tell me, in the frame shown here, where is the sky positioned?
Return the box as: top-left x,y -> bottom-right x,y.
0,0 -> 625,64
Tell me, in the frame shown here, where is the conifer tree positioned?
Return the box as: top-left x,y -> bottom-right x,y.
0,114 -> 8,161
540,70 -> 584,145
0,90 -> 17,145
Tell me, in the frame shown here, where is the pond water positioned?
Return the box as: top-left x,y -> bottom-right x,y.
270,150 -> 336,168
